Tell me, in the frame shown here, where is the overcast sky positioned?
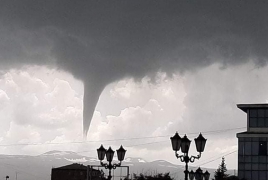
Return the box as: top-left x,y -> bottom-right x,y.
0,0 -> 268,171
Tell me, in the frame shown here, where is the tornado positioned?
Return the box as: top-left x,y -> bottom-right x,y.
83,80 -> 106,137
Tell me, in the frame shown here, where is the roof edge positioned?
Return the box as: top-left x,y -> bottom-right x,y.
237,103 -> 268,113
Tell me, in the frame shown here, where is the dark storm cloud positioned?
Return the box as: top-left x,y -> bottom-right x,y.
0,0 -> 267,135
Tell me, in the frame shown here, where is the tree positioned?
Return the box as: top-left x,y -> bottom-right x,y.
214,157 -> 229,180
133,173 -> 174,180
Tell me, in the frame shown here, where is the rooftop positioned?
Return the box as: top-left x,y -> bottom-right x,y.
53,163 -> 99,171
237,131 -> 268,135
237,103 -> 268,113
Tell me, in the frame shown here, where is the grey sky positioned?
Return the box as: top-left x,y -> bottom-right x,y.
0,0 -> 268,170
1,1 -> 268,134
1,1 -> 267,70
0,0 -> 266,62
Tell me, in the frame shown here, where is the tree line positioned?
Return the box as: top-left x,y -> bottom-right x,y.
130,157 -> 241,180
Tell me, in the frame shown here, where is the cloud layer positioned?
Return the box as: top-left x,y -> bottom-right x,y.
0,1 -> 267,135
1,62 -> 268,169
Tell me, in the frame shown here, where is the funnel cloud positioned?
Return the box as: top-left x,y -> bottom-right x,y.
0,1 -> 267,136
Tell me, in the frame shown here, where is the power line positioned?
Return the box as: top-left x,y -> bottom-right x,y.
184,127 -> 246,136
0,126 -> 245,147
125,140 -> 167,148
75,140 -> 169,154
194,150 -> 237,167
76,127 -> 244,153
193,150 -> 235,167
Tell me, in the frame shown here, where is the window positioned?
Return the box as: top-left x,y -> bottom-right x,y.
245,163 -> 251,170
266,117 -> 268,127
259,109 -> 265,117
259,141 -> 267,155
245,156 -> 251,162
252,164 -> 258,170
245,142 -> 252,155
252,142 -> 259,155
238,142 -> 244,155
252,171 -> 258,179
250,109 -> 257,117
252,156 -> 258,163
260,171 -> 267,180
259,164 -> 266,170
249,109 -> 268,127
245,171 -> 251,180
238,163 -> 245,170
250,118 -> 257,127
259,118 -> 265,127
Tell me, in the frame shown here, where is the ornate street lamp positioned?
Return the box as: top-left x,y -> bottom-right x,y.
189,170 -> 195,180
195,134 -> 207,153
106,147 -> 115,162
194,167 -> 210,180
203,170 -> 210,180
97,145 -> 106,161
194,167 -> 203,180
97,145 -> 127,180
181,135 -> 191,153
170,133 -> 207,180
189,168 -> 210,180
117,145 -> 127,161
170,132 -> 181,151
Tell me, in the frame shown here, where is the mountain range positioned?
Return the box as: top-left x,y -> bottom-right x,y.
0,150 -> 232,180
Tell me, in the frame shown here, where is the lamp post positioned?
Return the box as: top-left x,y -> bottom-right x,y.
170,133 -> 207,180
189,170 -> 195,180
187,168 -> 211,180
97,145 -> 127,180
203,170 -> 210,180
195,167 -> 203,180
194,167 -> 210,180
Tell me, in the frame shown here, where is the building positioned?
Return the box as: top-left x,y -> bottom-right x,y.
51,163 -> 103,180
237,104 -> 268,180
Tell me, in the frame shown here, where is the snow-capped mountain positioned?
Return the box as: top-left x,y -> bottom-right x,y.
0,151 -> 218,180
